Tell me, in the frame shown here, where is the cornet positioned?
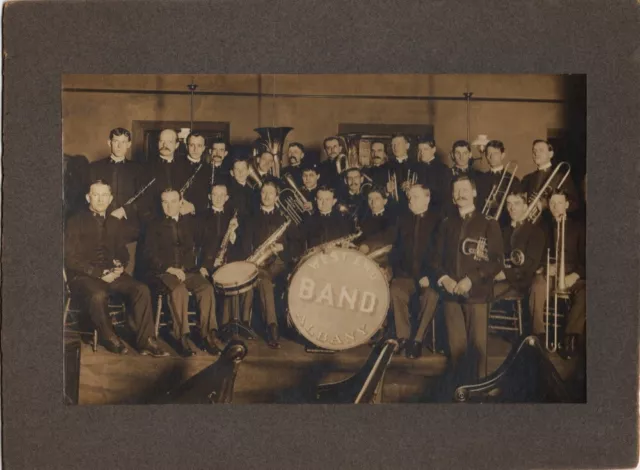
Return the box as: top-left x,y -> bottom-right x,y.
461,237 -> 489,262
482,162 -> 518,221
387,170 -> 399,201
503,249 -> 525,269
521,162 -> 571,224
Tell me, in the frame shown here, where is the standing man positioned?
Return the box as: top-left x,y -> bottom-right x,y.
282,142 -> 306,188
180,131 -> 212,215
143,189 -> 223,356
387,134 -> 412,208
410,137 -> 450,217
318,136 -> 344,189
227,157 -> 258,217
300,161 -> 321,211
433,176 -> 503,384
89,128 -> 144,241
65,180 -> 167,357
390,184 -> 441,358
208,137 -> 233,186
368,140 -> 390,188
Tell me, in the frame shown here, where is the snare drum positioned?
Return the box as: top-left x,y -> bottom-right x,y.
287,247 -> 390,351
212,261 -> 258,296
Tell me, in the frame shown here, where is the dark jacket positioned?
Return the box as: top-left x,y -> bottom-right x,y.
392,210 -> 440,281
197,208 -> 246,273
410,158 -> 451,217
241,208 -> 304,265
89,157 -> 144,217
64,210 -> 129,281
432,209 -> 504,303
304,210 -> 354,250
502,220 -> 546,293
138,157 -> 191,222
227,179 -> 258,217
544,216 -> 586,279
521,164 -> 581,216
142,214 -> 199,276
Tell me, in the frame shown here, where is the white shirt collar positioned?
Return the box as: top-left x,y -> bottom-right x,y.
412,208 -> 428,217
538,162 -> 552,171
159,155 -> 174,163
304,184 -> 317,191
110,154 -> 125,163
319,211 -> 332,217
212,206 -> 224,213
420,156 -> 435,164
490,165 -> 504,174
396,155 -> 408,163
261,205 -> 275,214
168,214 -> 179,222
187,155 -> 202,164
458,205 -> 476,218
372,209 -> 385,217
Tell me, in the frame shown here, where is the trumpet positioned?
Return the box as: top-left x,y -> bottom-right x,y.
503,249 -> 525,269
482,162 -> 518,221
521,162 -> 571,224
284,174 -> 313,214
461,237 -> 488,262
545,214 -> 570,353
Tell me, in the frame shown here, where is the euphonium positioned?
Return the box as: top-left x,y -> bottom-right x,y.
284,174 -> 313,214
461,237 -> 489,262
213,210 -> 239,267
246,219 -> 291,267
482,162 -> 518,220
253,127 -> 293,178
521,161 -> 571,224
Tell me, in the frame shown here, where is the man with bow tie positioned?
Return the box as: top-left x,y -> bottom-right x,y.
242,182 -> 303,349
410,137 -> 449,217
282,142 -> 306,188
433,176 -> 503,384
529,189 -> 586,359
142,188 -> 222,356
198,183 -> 253,331
521,139 -> 580,226
89,128 -> 144,241
476,140 -> 521,227
389,184 -> 441,358
65,180 -> 168,357
492,192 -> 546,305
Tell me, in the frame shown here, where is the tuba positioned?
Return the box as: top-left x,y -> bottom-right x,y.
521,162 -> 571,224
338,133 -> 363,170
253,127 -> 293,178
545,214 -> 571,353
482,162 -> 519,221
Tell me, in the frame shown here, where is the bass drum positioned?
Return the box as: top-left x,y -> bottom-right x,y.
288,247 -> 390,351
213,261 -> 258,296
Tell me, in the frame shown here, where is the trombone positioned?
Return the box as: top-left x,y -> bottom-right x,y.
520,162 -> 571,224
545,214 -> 570,353
482,162 -> 518,220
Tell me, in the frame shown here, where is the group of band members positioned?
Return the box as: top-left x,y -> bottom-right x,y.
65,127 -> 586,386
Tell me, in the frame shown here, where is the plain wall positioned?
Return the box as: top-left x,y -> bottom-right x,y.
62,74 -> 568,175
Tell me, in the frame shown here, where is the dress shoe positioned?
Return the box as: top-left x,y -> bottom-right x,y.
178,335 -> 196,357
139,337 -> 169,357
397,338 -> 409,353
406,340 -> 423,359
267,323 -> 281,349
103,337 -> 128,355
203,330 -> 224,356
241,321 -> 256,340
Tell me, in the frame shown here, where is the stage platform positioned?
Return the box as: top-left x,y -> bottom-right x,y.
66,331 -> 582,405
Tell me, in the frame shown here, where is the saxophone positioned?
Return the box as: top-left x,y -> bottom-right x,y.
312,230 -> 363,254
213,210 -> 239,267
246,220 -> 292,267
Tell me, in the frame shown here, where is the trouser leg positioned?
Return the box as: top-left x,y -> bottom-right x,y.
529,274 -> 547,335
443,301 -> 467,370
184,272 -> 218,335
414,286 -> 440,342
464,303 -> 489,380
110,274 -> 154,346
565,280 -> 586,336
69,276 -> 116,341
389,277 -> 414,340
257,259 -> 284,327
166,283 -> 190,338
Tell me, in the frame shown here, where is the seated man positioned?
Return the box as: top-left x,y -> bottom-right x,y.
242,182 -> 303,348
143,188 -> 223,356
529,189 -> 585,358
357,186 -> 397,270
198,183 -> 254,330
338,167 -> 369,223
389,184 -> 440,358
304,186 -> 354,250
65,180 -> 167,357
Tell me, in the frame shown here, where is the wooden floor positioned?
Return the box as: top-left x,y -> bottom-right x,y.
66,330 -> 582,405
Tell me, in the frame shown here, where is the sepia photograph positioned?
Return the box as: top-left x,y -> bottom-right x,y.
62,73 -> 587,405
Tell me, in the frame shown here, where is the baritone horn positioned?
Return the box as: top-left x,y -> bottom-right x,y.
253,127 -> 294,178
283,174 -> 313,214
482,162 -> 518,220
521,161 -> 571,224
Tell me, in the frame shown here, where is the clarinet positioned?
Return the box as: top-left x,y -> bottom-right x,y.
124,178 -> 156,205
180,163 -> 203,197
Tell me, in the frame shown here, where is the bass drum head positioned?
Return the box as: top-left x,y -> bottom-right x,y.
288,247 -> 390,351
213,261 -> 258,295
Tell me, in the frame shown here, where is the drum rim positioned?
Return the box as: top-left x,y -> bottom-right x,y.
286,246 -> 390,351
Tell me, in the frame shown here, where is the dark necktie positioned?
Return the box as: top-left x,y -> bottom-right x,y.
412,214 -> 421,261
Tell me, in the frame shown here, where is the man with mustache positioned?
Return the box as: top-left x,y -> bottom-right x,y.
180,131 -> 213,215
367,140 -> 391,188
318,136 -> 345,189
338,167 -> 369,223
89,127 -> 144,241
433,175 -> 503,386
282,142 -> 306,188
65,180 -> 168,357
207,137 -> 233,186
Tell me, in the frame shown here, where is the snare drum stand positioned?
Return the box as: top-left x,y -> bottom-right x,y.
220,292 -> 258,342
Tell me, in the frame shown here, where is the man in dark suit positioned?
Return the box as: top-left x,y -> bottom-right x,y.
282,142 -> 306,188
300,161 -> 321,212
227,157 -> 258,217
304,186 -> 354,250
207,137 -> 233,186
410,137 -> 450,218
180,131 -> 213,215
520,139 -> 580,226
356,186 -> 397,266
198,183 -> 253,329
338,167 -> 369,224
493,191 -> 546,301
367,140 -> 391,188
243,182 -> 303,348
389,184 -> 441,358
475,140 -> 521,227
386,133 -> 413,209
143,188 -> 223,356
529,189 -> 586,358
65,180 -> 167,357
433,176 -> 503,382
318,136 -> 344,189
89,128 -> 145,241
